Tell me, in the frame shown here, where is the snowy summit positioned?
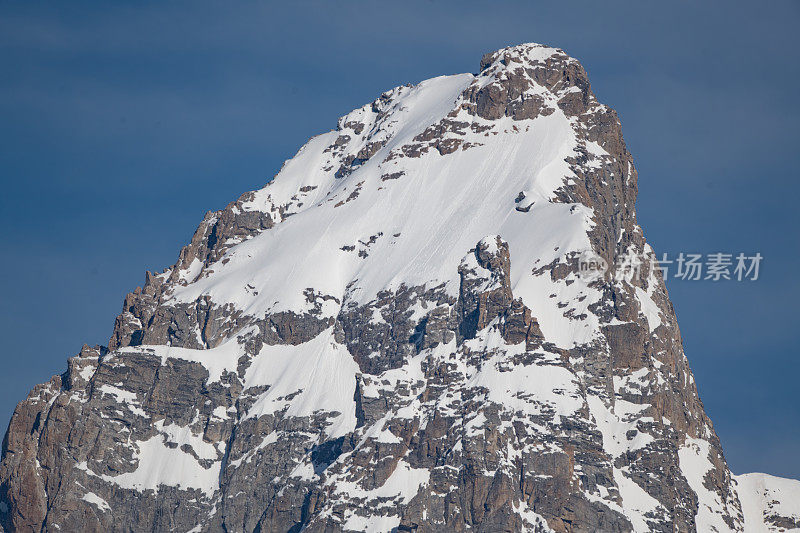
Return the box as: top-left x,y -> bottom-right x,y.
1,43 -> 798,533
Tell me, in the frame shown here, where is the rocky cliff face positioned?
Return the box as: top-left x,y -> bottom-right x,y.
1,43 -> 798,533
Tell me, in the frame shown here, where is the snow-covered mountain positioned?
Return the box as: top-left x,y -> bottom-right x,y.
1,43 -> 798,533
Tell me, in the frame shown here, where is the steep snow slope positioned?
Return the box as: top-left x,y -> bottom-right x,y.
737,473 -> 800,532
1,43 -> 798,533
169,72 -> 591,332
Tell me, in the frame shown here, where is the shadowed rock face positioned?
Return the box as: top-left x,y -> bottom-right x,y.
1,43 -> 797,533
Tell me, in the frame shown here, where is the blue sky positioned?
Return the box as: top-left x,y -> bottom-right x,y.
1,1 -> 798,478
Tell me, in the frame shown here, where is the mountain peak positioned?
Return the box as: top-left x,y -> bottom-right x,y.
2,43 -> 798,533
479,42 -> 565,70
